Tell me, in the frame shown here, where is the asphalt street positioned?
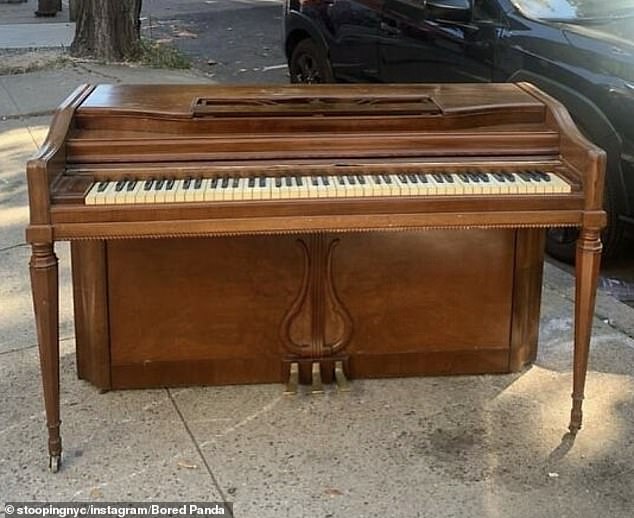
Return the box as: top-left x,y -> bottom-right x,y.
141,0 -> 288,84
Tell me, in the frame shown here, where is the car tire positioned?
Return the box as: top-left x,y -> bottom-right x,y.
289,39 -> 334,84
546,172 -> 624,263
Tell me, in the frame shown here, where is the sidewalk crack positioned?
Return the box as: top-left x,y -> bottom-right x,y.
0,242 -> 27,253
0,335 -> 74,356
166,388 -> 234,517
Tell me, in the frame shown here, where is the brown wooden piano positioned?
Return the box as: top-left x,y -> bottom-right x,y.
26,83 -> 606,472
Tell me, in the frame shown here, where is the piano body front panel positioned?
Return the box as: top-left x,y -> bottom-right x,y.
72,228 -> 541,390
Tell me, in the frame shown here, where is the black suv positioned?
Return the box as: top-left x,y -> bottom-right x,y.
283,0 -> 634,261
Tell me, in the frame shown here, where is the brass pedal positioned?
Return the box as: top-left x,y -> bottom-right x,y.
284,362 -> 299,395
334,360 -> 350,392
311,361 -> 324,394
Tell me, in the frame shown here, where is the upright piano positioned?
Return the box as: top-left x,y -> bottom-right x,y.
26,83 -> 606,472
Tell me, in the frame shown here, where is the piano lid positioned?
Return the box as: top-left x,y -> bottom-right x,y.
62,83 -> 564,163
76,83 -> 546,120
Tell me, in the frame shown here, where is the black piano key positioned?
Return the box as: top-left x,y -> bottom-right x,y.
535,170 -> 551,181
285,176 -> 293,187
143,179 -> 154,191
532,170 -> 545,181
407,174 -> 418,184
248,176 -> 255,188
524,170 -> 540,182
382,174 -> 393,184
479,173 -> 490,183
357,175 -> 365,184
183,177 -> 192,189
432,173 -> 444,183
398,174 -> 408,183
443,174 -> 454,183
275,177 -> 282,188
347,175 -> 357,185
219,176 -> 228,188
504,172 -> 516,182
518,171 -> 532,181
155,179 -> 165,190
232,176 -> 240,188
259,176 -> 266,188
338,176 -> 346,185
458,173 -> 470,182
97,180 -> 109,192
322,175 -> 330,186
296,176 -> 303,186
417,174 -> 428,183
126,179 -> 137,191
115,179 -> 126,192
373,175 -> 382,184
211,177 -> 219,188
194,177 -> 203,189
166,178 -> 175,190
311,176 -> 319,186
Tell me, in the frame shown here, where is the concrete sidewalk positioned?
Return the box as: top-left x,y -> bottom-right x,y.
1,61 -> 634,517
0,23 -> 74,49
0,0 -> 74,49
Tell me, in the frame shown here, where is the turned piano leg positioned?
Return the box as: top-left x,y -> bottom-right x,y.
569,228 -> 602,435
30,243 -> 61,472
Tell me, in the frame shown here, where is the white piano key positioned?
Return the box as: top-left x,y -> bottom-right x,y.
317,177 -> 330,198
549,172 -> 572,193
185,179 -> 200,202
162,179 -> 177,203
103,182 -> 120,204
394,175 -> 411,196
516,173 -> 540,194
480,174 -> 501,195
123,180 -> 143,204
429,174 -> 449,195
440,174 -> 459,195
138,180 -> 155,204
231,177 -> 246,201
173,179 -> 187,202
243,177 -> 256,200
260,177 -> 273,199
279,176 -> 294,199
219,177 -> 233,201
250,177 -> 266,200
153,180 -> 169,203
85,181 -> 105,205
293,176 -> 308,198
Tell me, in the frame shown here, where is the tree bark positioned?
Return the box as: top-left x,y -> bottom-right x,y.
71,0 -> 143,61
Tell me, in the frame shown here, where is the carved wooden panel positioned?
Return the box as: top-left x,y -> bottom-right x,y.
280,234 -> 353,359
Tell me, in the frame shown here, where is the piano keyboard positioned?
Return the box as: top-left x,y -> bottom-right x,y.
85,171 -> 571,205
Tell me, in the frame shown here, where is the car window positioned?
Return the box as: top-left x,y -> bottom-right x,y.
511,0 -> 634,21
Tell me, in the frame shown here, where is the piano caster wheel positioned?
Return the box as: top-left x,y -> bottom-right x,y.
49,454 -> 61,473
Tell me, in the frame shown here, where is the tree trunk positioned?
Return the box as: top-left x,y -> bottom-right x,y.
71,0 -> 143,61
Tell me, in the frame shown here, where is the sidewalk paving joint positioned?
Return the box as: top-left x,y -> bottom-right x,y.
166,388 -> 233,510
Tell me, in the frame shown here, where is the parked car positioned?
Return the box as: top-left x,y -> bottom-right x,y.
283,0 -> 634,261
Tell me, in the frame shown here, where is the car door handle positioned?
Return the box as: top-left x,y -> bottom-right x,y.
380,21 -> 401,36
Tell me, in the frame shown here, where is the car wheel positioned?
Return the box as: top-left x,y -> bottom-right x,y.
289,39 -> 334,84
546,172 -> 624,263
